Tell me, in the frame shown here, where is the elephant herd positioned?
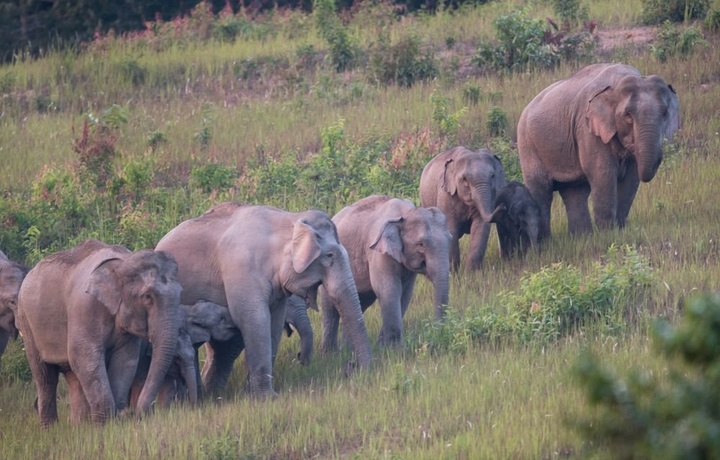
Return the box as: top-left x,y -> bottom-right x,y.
0,63 -> 679,427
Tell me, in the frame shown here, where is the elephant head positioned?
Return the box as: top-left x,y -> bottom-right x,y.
441,148 -> 507,224
0,251 -> 28,353
181,300 -> 237,346
87,250 -> 182,414
587,74 -> 679,182
284,294 -> 314,365
369,205 -> 452,320
493,181 -> 541,259
280,211 -> 371,369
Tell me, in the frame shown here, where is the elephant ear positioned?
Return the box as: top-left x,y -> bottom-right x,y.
440,158 -> 457,195
587,85 -> 617,144
665,83 -> 680,139
369,217 -> 404,264
86,257 -> 123,315
292,219 -> 322,273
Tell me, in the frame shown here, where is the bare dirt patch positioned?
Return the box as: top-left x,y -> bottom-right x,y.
595,26 -> 657,51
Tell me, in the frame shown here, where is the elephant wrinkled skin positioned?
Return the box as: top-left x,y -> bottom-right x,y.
420,146 -> 507,271
321,195 -> 452,350
517,63 -> 680,239
17,239 -> 183,427
155,202 -> 372,398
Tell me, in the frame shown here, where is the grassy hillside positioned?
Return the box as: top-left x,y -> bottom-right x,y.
1,0 -> 719,458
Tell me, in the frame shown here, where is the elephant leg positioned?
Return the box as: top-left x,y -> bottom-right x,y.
65,371 -> 90,424
23,331 -> 59,427
227,294 -> 276,398
559,185 -> 593,234
467,220 -> 492,271
107,338 -> 141,411
270,299 -> 287,366
320,287 -> 341,353
0,329 -> 10,358
69,348 -> 116,425
201,334 -> 245,397
524,177 -> 553,241
371,269 -> 404,346
616,160 -> 640,227
447,222 -> 463,272
399,275 -> 417,318
588,177 -> 618,230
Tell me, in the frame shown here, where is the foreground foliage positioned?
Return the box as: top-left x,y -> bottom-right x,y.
575,293 -> 720,459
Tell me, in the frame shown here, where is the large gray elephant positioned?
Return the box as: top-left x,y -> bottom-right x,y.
517,63 -> 680,239
155,202 -> 372,398
321,195 -> 452,350
419,146 -> 507,271
0,250 -> 28,359
129,300 -> 238,408
16,239 -> 183,426
493,181 -> 541,259
284,294 -> 314,366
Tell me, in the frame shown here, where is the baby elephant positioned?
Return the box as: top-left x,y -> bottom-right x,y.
129,300 -> 237,408
284,294 -> 315,366
322,195 -> 452,349
493,181 -> 541,259
0,250 -> 28,360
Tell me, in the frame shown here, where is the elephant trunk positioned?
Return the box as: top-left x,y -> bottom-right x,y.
178,356 -> 198,405
325,248 -> 372,369
136,311 -> 180,413
428,254 -> 451,322
289,307 -> 314,365
636,125 -> 663,183
472,184 -> 498,223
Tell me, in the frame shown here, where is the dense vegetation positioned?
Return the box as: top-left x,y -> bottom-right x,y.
1,0 -> 720,457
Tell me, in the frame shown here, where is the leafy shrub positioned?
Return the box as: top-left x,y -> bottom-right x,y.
0,339 -> 32,383
430,90 -> 467,141
314,0 -> 359,72
574,292 -> 720,459
705,7 -> 720,31
650,21 -> 706,62
641,0 -> 711,24
551,0 -> 589,29
190,163 -> 237,194
486,106 -> 508,138
409,245 -> 654,354
489,137 -> 522,183
368,32 -> 438,87
473,9 -> 558,72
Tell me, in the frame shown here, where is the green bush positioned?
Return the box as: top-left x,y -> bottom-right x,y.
705,8 -> 720,31
486,106 -> 509,138
409,245 -> 654,354
368,32 -> 438,87
650,21 -> 706,62
473,9 -> 558,72
431,90 -> 467,141
642,0 -> 711,24
551,0 -> 589,29
574,292 -> 720,458
314,0 -> 359,72
190,163 -> 237,194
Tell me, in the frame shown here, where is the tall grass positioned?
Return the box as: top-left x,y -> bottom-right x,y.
2,0 -> 720,457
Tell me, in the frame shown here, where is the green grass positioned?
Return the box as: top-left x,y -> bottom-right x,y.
2,0 -> 720,457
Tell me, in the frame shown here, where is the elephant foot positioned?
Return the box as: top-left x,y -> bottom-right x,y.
343,360 -> 358,377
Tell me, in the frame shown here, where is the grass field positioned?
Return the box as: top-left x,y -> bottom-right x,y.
1,0 -> 719,458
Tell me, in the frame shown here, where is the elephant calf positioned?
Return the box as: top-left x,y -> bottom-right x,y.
493,181 -> 541,259
0,250 -> 28,361
322,195 -> 451,349
129,300 -> 238,408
